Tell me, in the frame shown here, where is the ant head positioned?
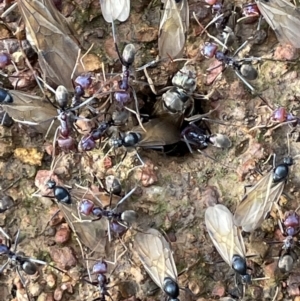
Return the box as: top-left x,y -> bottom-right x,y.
240,64 -> 258,80
93,260 -> 108,274
283,156 -> 293,166
0,195 -> 15,213
46,180 -> 56,189
278,253 -> 294,273
201,42 -> 218,59
105,175 -> 122,196
22,260 -> 38,275
242,274 -> 252,284
163,277 -> 179,300
232,254 -> 248,276
74,85 -> 85,98
209,133 -> 232,149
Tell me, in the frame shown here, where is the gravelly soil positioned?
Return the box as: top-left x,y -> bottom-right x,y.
1,1 -> 300,301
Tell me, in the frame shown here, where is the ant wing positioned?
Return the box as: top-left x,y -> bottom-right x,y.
58,202 -> 108,254
158,0 -> 189,59
133,119 -> 181,147
233,171 -> 285,232
135,228 -> 178,290
40,0 -> 76,35
256,0 -> 300,48
205,204 -> 246,268
17,0 -> 81,91
100,0 -> 130,22
59,188 -> 115,254
1,90 -> 59,134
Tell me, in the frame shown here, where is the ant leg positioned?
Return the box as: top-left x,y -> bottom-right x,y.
234,70 -> 272,108
143,67 -> 157,95
12,229 -> 21,253
105,247 -> 127,267
136,56 -> 163,72
0,259 -> 9,274
182,135 -> 194,154
125,88 -> 146,132
0,227 -> 10,240
185,105 -> 220,123
114,187 -> 137,210
44,117 -> 57,141
38,209 -> 61,236
0,2 -> 17,18
114,150 -> 128,172
193,12 -> 228,50
125,150 -> 145,176
107,219 -> 112,242
272,287 -> 279,301
16,267 -> 28,289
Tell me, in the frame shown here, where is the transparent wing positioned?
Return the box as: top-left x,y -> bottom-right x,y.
17,0 -> 81,91
40,0 -> 75,35
100,0 -> 130,22
1,90 -> 59,134
133,119 -> 181,147
256,0 -> 300,48
205,204 -> 245,268
233,172 -> 284,232
158,0 -> 189,58
58,202 -> 107,254
135,228 -> 178,290
117,0 -> 130,22
179,0 -> 189,30
58,189 -> 119,254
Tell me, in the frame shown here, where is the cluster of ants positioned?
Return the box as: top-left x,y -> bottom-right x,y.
0,0 -> 300,300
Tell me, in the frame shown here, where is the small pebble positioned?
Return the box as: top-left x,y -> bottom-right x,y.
274,44 -> 299,61
49,207 -> 64,226
44,227 -> 56,237
37,293 -> 48,301
14,277 -> 23,290
188,280 -> 201,295
264,262 -> 278,279
61,282 -> 73,293
252,286 -> 263,299
49,246 -> 77,269
54,288 -> 63,301
211,281 -> 225,297
45,273 -> 56,289
28,282 -> 43,297
55,223 -> 71,244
